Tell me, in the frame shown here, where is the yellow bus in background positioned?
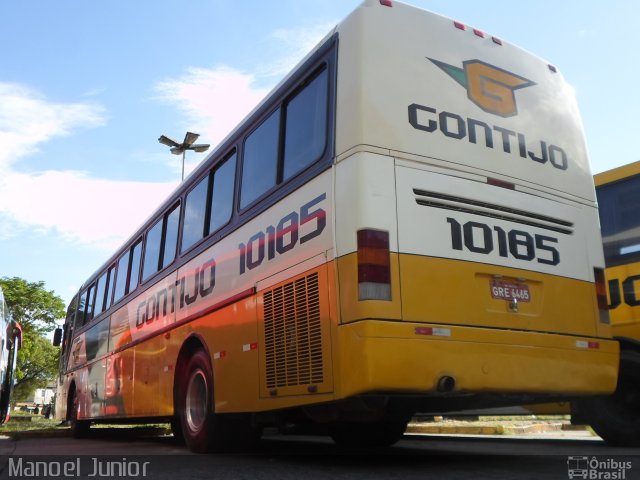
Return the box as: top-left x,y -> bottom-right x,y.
53,0 -> 634,452
570,162 -> 640,445
596,161 -> 640,339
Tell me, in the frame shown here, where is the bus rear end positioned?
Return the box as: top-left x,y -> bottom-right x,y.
330,0 -> 618,430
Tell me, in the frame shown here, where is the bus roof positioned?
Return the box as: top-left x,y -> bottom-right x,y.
594,160 -> 640,187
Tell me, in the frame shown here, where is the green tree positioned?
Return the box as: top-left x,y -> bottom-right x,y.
12,334 -> 60,401
0,277 -> 65,401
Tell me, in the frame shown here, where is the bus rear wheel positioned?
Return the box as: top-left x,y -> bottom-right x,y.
177,350 -> 216,453
573,349 -> 640,447
175,349 -> 262,453
68,387 -> 90,438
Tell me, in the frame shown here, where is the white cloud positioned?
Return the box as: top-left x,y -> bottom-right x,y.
153,21 -> 335,158
155,67 -> 270,150
0,83 -> 176,250
0,22 -> 334,251
262,22 -> 336,78
0,169 -> 178,250
0,82 -> 106,169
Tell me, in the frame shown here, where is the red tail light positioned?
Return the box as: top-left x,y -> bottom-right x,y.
593,267 -> 610,324
357,229 -> 391,301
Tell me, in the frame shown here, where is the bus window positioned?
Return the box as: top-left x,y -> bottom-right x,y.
93,271 -> 108,317
209,153 -> 236,233
597,174 -> 640,266
127,240 -> 143,294
181,176 -> 209,252
283,68 -> 328,180
142,218 -> 163,281
163,204 -> 180,267
112,252 -> 130,303
240,109 -> 281,209
106,265 -> 116,308
75,291 -> 86,328
83,284 -> 96,325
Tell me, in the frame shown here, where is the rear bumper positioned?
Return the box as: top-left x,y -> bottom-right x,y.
335,320 -> 619,400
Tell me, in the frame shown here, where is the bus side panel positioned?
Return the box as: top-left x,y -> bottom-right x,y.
607,263 -> 640,339
132,335 -> 166,416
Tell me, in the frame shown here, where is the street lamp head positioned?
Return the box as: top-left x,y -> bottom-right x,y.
184,132 -> 200,146
190,144 -> 210,153
158,135 -> 180,148
159,131 -> 209,181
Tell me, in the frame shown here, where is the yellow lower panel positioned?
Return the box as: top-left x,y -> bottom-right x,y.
399,254 -> 604,338
335,320 -> 618,399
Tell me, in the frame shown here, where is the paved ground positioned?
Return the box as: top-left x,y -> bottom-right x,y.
1,422 -> 639,480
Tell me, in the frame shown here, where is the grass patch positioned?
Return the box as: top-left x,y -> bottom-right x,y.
0,412 -> 172,439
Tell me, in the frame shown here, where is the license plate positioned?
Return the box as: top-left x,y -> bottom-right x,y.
490,280 -> 531,302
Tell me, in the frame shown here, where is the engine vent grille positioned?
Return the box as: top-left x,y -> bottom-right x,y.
264,273 -> 323,389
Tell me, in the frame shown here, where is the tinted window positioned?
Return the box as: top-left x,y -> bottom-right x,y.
93,271 -> 108,317
597,174 -> 640,266
142,219 -> 163,281
182,176 -> 209,252
75,291 -> 86,327
113,252 -> 130,303
106,265 -> 116,308
241,109 -> 280,208
84,285 -> 95,325
283,68 -> 328,180
210,154 -> 236,232
163,205 -> 180,267
128,240 -> 143,294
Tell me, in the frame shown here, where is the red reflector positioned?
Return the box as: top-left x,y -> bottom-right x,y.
357,229 -> 391,301
593,268 -> 608,310
454,21 -> 466,30
492,36 -> 503,45
589,342 -> 600,350
487,177 -> 515,190
415,327 -> 433,336
473,29 -> 485,38
379,0 -> 393,6
357,229 -> 389,250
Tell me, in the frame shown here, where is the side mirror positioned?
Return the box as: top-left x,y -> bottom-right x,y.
52,327 -> 63,347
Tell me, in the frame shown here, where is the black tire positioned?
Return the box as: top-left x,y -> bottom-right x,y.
176,350 -> 216,453
329,414 -> 409,448
68,386 -> 90,438
572,349 -> 640,447
175,349 -> 262,453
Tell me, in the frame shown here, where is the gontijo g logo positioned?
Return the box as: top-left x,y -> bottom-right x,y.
429,58 -> 535,117
407,57 -> 569,171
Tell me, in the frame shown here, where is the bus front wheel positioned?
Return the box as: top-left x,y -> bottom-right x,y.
573,349 -> 640,447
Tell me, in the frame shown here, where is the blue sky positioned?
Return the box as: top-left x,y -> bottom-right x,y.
1,0 -> 639,313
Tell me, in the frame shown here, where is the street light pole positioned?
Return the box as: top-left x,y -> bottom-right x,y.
158,132 -> 210,181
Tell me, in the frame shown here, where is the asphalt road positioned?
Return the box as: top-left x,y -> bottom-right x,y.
1,430 -> 639,479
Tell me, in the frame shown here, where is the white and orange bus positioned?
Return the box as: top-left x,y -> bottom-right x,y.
54,0 -> 632,451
